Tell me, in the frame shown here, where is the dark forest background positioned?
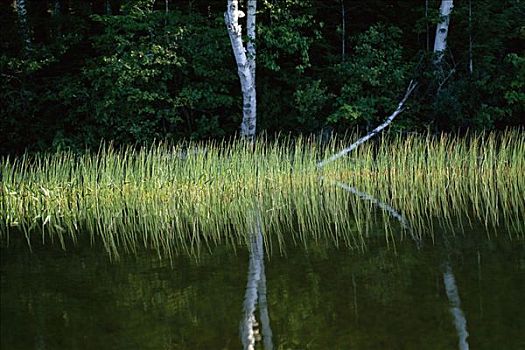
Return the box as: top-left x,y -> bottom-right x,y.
1,0 -> 523,154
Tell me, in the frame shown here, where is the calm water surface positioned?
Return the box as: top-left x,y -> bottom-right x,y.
1,227 -> 524,349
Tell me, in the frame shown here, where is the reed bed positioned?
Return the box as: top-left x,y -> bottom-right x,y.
1,131 -> 524,257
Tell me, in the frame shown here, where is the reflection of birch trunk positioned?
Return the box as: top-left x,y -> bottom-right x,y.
241,213 -> 273,350
258,254 -> 273,350
15,0 -> 32,52
443,262 -> 469,350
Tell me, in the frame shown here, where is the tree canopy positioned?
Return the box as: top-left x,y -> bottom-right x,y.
1,0 -> 523,154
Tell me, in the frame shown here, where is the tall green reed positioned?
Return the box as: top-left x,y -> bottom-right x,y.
1,131 -> 523,257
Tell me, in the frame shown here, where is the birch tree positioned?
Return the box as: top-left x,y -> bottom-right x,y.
425,0 -> 430,52
433,0 -> 454,65
341,0 -> 346,62
225,0 -> 257,140
51,0 -> 60,16
105,0 -> 112,15
468,0 -> 473,75
15,0 -> 32,52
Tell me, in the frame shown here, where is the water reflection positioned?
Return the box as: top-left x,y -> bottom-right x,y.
240,213 -> 273,350
328,178 -> 410,230
331,177 -> 470,350
443,262 -> 470,350
1,230 -> 524,349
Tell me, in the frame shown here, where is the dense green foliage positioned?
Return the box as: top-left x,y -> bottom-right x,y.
1,0 -> 523,154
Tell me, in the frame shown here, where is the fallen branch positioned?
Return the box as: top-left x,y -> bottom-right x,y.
317,80 -> 418,168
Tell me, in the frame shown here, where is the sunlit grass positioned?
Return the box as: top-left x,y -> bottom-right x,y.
1,131 -> 524,257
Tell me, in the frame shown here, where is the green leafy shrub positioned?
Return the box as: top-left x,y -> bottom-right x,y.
328,24 -> 411,130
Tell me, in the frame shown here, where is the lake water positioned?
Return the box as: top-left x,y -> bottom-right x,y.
1,222 -> 524,350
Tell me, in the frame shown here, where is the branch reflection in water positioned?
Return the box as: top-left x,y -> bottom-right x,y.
443,263 -> 469,350
331,176 -> 469,350
321,175 -> 421,249
240,212 -> 273,350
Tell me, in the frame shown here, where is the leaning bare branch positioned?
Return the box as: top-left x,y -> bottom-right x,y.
317,80 -> 418,168
437,67 -> 456,94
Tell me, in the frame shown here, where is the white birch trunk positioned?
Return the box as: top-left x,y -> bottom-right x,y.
15,0 -> 31,52
225,0 -> 257,140
341,0 -> 346,62
104,0 -> 112,15
468,0 -> 473,75
51,0 -> 60,16
247,0 -> 256,81
164,0 -> 169,28
425,0 -> 430,51
246,0 -> 257,139
433,0 -> 454,65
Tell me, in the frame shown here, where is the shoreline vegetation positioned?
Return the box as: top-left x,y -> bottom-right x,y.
1,130 -> 524,258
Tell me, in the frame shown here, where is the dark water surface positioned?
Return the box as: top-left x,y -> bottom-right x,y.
1,229 -> 524,350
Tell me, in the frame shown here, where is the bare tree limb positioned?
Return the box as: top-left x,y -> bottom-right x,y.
437,67 -> 456,94
317,80 -> 417,168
